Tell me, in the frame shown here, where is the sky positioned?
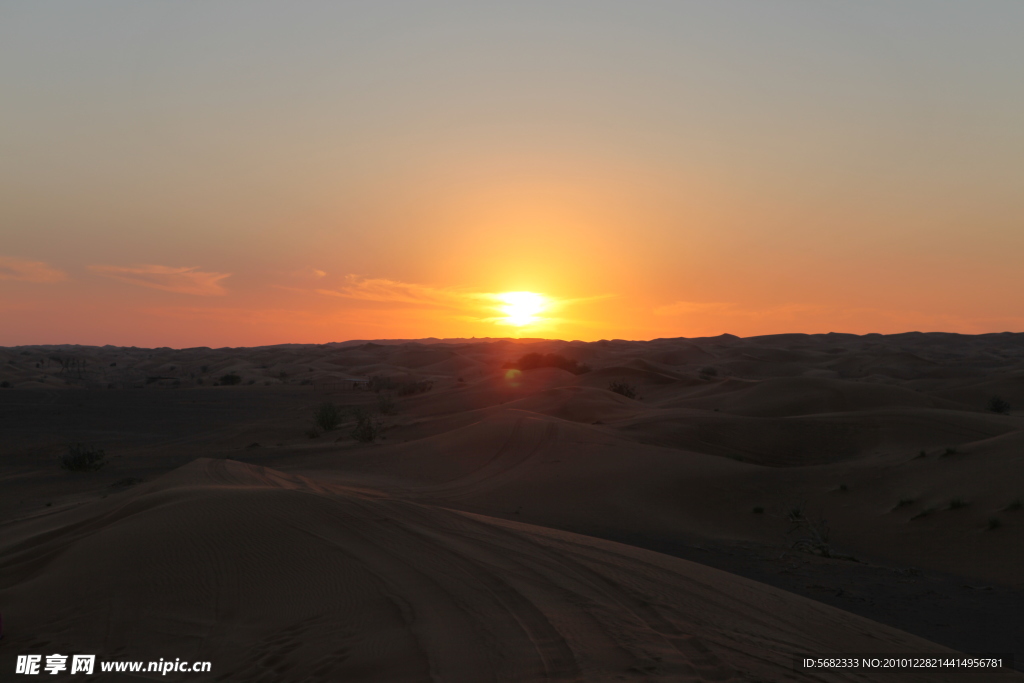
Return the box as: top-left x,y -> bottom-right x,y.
2,1 -> 1023,347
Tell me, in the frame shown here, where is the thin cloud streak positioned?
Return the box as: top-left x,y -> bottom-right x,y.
310,275 -> 610,331
0,256 -> 67,283
90,264 -> 231,296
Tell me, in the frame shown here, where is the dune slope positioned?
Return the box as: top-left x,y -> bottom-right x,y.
4,458 -> 1013,682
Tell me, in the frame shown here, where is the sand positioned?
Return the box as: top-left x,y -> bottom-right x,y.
1,333 -> 1022,681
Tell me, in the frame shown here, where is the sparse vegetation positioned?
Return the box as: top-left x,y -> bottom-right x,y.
305,427 -> 321,439
1004,498 -> 1022,512
503,353 -> 591,375
314,402 -> 342,431
942,446 -> 958,457
987,395 -> 1011,414
987,518 -> 1002,530
219,373 -> 242,386
110,477 -> 143,488
948,497 -> 968,510
838,484 -> 848,492
608,381 -> 638,399
752,506 -> 764,514
397,380 -> 434,396
785,502 -> 853,559
59,443 -> 107,472
0,380 -> 10,388
698,366 -> 718,380
368,375 -> 398,392
911,507 -> 935,520
896,498 -> 915,508
351,407 -> 382,443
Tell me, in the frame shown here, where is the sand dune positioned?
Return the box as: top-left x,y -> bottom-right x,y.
3,458 -> 1012,682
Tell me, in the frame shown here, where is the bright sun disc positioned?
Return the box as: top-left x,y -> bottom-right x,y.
498,291 -> 546,326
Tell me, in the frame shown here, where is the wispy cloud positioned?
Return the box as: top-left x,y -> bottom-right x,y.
0,256 -> 67,283
309,275 -> 602,330
90,264 -> 231,296
315,275 -> 489,309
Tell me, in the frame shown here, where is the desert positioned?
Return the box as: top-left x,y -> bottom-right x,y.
5,3 -> 1023,680
1,333 -> 1021,681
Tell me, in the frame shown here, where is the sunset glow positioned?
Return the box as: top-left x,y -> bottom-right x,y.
1,3 -> 1023,347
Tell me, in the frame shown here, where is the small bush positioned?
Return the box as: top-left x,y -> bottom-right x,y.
896,498 -> 915,508
988,396 -> 1011,414
110,477 -> 142,488
698,366 -> 718,380
1003,499 -> 1021,512
306,427 -> 321,439
949,497 -> 968,510
59,443 -> 107,472
351,407 -> 382,443
219,373 -> 242,386
397,380 -> 433,396
752,506 -> 764,514
988,518 -> 1002,531
838,484 -> 848,492
608,381 -> 637,399
503,353 -> 591,375
314,402 -> 342,431
368,375 -> 398,392
942,446 -> 958,457
0,380 -> 10,388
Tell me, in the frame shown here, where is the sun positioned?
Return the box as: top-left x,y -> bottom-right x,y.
497,291 -> 547,326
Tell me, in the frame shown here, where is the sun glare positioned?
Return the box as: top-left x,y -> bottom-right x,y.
497,291 -> 546,327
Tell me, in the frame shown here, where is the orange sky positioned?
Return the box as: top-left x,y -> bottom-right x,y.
2,2 -> 1023,347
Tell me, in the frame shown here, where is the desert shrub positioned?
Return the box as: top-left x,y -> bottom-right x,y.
503,353 -> 591,375
351,407 -> 382,443
949,497 -> 968,510
752,506 -> 764,514
838,484 -> 848,492
59,443 -> 106,472
698,366 -> 718,380
397,380 -> 434,396
786,502 -> 836,558
988,396 -> 1011,414
896,498 -> 915,508
368,375 -> 398,392
942,446 -> 958,457
314,402 -> 342,431
110,477 -> 142,488
988,518 -> 1002,530
0,380 -> 10,388
377,393 -> 397,415
1005,499 -> 1022,511
219,373 -> 242,386
608,381 -> 637,399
